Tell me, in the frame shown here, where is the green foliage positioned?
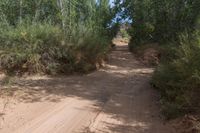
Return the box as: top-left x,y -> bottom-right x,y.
129,22 -> 155,49
0,0 -> 117,75
119,28 -> 130,39
152,33 -> 200,118
121,0 -> 200,48
0,22 -> 112,75
0,23 -> 66,74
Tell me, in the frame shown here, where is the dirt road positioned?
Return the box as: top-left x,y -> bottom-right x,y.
0,43 -> 174,133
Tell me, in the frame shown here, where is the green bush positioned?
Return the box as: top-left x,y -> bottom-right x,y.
119,29 -> 130,39
65,25 -> 110,72
0,23 -> 68,74
152,33 -> 200,119
128,22 -> 155,50
0,23 -> 110,75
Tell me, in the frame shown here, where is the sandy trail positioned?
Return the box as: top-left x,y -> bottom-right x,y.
0,43 -> 174,133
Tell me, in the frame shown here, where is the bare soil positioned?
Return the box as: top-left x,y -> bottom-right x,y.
0,42 -> 175,133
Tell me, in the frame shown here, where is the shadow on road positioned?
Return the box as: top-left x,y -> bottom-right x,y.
0,44 -> 172,133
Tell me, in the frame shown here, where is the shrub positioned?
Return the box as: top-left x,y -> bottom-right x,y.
65,25 -> 110,72
152,33 -> 200,119
119,29 -> 130,39
128,22 -> 155,51
0,23 -> 110,75
0,23 -> 68,74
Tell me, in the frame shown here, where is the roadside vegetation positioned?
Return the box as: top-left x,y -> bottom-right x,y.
118,25 -> 131,42
117,0 -> 200,119
0,0 -> 118,75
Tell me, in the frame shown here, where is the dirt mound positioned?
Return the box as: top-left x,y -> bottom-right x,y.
142,48 -> 161,65
133,44 -> 161,66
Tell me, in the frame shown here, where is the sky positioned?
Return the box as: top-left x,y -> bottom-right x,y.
109,0 -> 115,7
109,0 -> 132,24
